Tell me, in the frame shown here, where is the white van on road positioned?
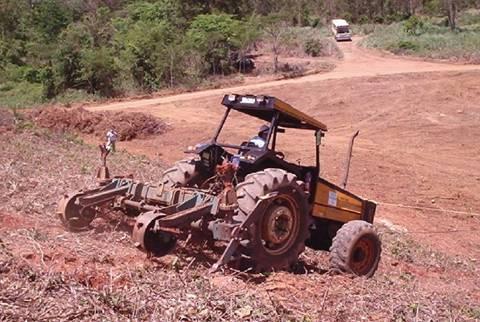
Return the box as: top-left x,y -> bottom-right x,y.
331,19 -> 352,41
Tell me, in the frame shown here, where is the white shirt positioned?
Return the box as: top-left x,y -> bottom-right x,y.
249,136 -> 266,148
106,130 -> 118,144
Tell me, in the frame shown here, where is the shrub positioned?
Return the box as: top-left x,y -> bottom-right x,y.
127,0 -> 184,27
385,13 -> 410,23
403,16 -> 425,35
374,16 -> 385,24
354,23 -> 377,35
54,89 -> 99,106
304,38 -> 322,57
358,15 -> 370,25
458,9 -> 480,26
310,16 -> 321,28
280,63 -> 306,79
21,67 -> 42,83
397,40 -> 419,51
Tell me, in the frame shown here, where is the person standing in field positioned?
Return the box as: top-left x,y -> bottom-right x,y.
99,128 -> 119,167
105,128 -> 119,153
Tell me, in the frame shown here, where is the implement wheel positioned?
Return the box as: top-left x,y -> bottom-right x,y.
132,212 -> 177,257
160,158 -> 203,188
329,220 -> 381,277
57,193 -> 96,231
235,168 -> 309,272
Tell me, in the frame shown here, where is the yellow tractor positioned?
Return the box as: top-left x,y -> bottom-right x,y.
58,94 -> 381,277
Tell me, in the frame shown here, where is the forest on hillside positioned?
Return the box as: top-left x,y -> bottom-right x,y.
1,0 -> 479,105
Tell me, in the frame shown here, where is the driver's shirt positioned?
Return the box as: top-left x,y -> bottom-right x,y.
249,136 -> 266,148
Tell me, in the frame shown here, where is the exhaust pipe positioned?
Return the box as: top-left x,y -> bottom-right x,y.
341,130 -> 359,189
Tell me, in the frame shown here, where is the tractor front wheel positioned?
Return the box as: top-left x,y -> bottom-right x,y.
329,220 -> 381,277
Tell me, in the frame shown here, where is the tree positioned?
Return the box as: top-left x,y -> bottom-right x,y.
235,15 -> 261,73
81,6 -> 114,47
444,0 -> 458,30
186,13 -> 243,75
127,0 -> 185,27
261,14 -> 289,73
55,22 -> 93,89
115,20 -> 176,91
0,0 -> 28,38
80,46 -> 118,96
31,0 -> 72,40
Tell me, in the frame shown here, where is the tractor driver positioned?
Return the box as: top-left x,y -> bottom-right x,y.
248,124 -> 270,149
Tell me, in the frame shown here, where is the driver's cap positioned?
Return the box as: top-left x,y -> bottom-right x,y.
259,124 -> 270,134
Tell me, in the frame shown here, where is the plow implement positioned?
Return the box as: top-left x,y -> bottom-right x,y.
58,162 -> 280,272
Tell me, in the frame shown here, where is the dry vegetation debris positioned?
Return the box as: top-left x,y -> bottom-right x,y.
0,109 -> 15,134
0,122 -> 479,321
27,107 -> 168,141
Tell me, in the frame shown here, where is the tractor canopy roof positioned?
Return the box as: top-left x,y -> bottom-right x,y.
221,94 -> 328,132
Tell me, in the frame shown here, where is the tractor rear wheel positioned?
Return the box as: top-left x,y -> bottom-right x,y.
160,158 -> 202,188
329,220 -> 381,277
234,168 -> 310,272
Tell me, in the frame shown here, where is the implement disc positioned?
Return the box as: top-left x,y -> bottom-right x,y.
57,193 -> 96,231
132,211 -> 177,257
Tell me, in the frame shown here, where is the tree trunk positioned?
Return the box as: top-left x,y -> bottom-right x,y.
169,51 -> 174,88
273,45 -> 279,73
326,0 -> 335,20
379,0 -> 385,18
446,0 -> 457,30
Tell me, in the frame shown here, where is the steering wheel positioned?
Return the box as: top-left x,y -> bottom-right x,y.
238,141 -> 256,155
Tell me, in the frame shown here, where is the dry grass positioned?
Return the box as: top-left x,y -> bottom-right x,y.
362,14 -> 480,63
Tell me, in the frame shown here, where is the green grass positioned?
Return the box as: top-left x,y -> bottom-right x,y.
351,23 -> 380,36
53,88 -> 100,106
459,9 -> 480,26
362,13 -> 480,62
0,61 -> 101,109
0,81 -> 100,109
0,81 -> 44,109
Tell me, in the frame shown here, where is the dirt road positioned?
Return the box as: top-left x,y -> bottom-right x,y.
87,39 -> 480,112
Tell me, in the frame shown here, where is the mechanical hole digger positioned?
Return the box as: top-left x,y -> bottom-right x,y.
57,94 -> 381,276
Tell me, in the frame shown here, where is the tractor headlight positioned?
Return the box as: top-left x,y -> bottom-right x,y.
227,94 -> 237,102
